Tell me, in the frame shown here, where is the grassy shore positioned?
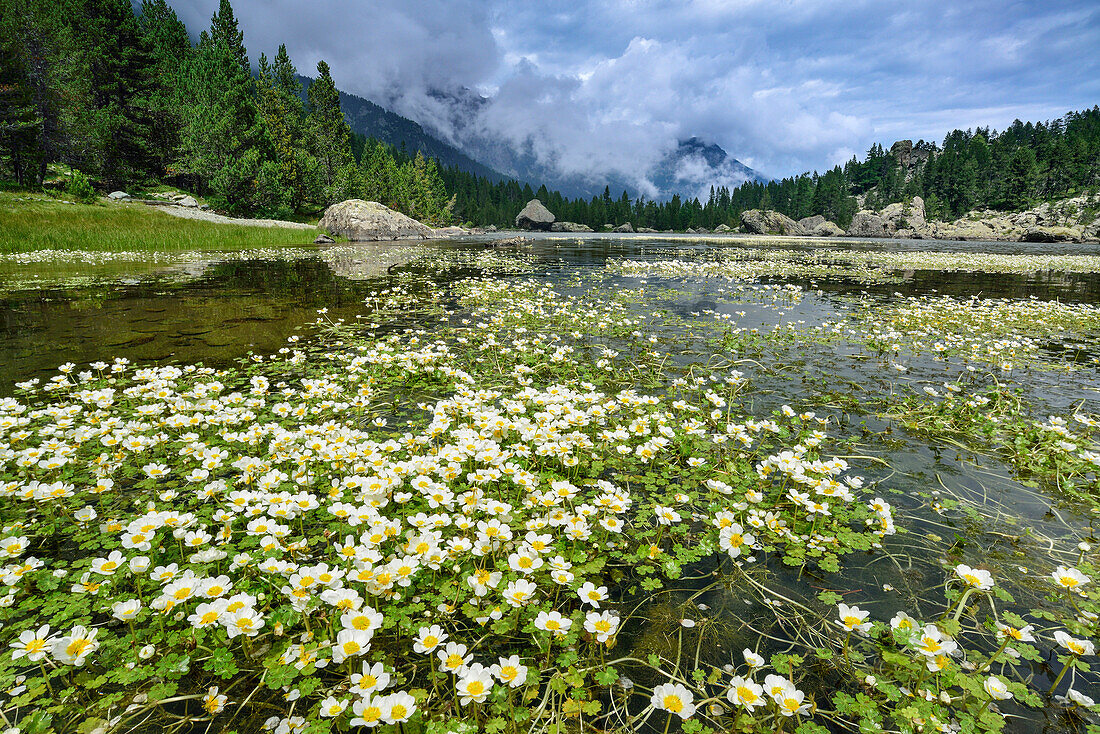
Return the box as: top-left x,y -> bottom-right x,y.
0,190 -> 318,253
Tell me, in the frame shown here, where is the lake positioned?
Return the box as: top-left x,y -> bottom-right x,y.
2,233 -> 1098,733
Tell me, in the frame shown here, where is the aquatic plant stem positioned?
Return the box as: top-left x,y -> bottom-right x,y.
1049,659 -> 1072,694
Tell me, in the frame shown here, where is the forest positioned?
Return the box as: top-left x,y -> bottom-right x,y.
0,0 -> 453,223
2,0 -> 1098,231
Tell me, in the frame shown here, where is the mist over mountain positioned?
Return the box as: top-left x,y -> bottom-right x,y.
399,88 -> 765,200
295,77 -> 504,183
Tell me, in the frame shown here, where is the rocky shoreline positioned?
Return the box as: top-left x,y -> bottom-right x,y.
740,195 -> 1100,243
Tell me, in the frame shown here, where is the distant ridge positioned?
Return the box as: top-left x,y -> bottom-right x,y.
296,76 -> 506,183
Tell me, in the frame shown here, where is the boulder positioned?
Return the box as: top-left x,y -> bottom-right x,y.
612,222 -> 634,233
177,195 -> 199,208
515,199 -> 555,230
798,215 -> 826,231
107,191 -> 130,200
636,227 -> 658,233
602,224 -> 614,231
319,199 -> 435,241
714,223 -> 731,233
313,233 -> 336,244
939,220 -> 997,241
1084,220 -> 1100,242
812,221 -> 845,237
550,221 -> 594,232
880,196 -> 926,231
846,211 -> 890,238
740,209 -> 807,236
1021,225 -> 1082,243
484,224 -> 498,233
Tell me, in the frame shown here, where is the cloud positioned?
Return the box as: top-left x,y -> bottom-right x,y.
167,0 -> 1100,185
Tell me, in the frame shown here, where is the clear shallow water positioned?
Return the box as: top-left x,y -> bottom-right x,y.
3,235 -> 1099,731
6,234 -> 1100,390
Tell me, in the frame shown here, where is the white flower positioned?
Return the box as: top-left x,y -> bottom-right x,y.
413,625 -> 447,654
1067,689 -> 1096,707
318,696 -> 348,718
651,682 -> 696,719
112,599 -> 142,621
437,641 -> 471,674
51,625 -> 99,666
983,676 -> 1012,700
533,610 -> 572,636
837,603 -> 872,634
1054,630 -> 1096,657
456,667 -> 494,704
203,686 -> 228,714
350,696 -> 384,727
577,581 -> 608,608
379,690 -> 416,723
490,655 -> 530,688
726,676 -> 765,710
11,625 -> 54,662
332,629 -> 372,663
742,649 -> 765,668
583,611 -> 620,643
954,564 -> 994,590
1051,566 -> 1091,592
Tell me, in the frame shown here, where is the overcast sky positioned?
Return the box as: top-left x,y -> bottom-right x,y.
170,0 -> 1100,181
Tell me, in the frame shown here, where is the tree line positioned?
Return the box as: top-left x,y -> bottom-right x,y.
443,108 -> 1100,231
0,0 -> 453,223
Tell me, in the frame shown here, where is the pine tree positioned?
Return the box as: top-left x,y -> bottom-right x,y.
256,45 -> 311,211
177,0 -> 272,214
77,0 -> 159,186
0,31 -> 41,186
1004,147 -> 1038,210
139,0 -> 191,180
306,60 -> 352,204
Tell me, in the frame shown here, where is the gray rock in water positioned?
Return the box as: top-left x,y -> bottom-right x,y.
637,227 -> 658,233
107,191 -> 130,200
846,211 -> 890,238
612,222 -> 634,233
798,215 -> 826,231
515,199 -> 555,230
314,234 -> 336,244
550,221 -> 593,232
602,224 -> 614,231
714,223 -> 731,233
1022,225 -> 1082,243
177,195 -> 199,208
484,224 -> 498,233
740,209 -> 807,236
319,199 -> 435,241
812,221 -> 845,237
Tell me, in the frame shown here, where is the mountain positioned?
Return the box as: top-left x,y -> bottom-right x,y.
296,76 -> 505,182
650,138 -> 769,200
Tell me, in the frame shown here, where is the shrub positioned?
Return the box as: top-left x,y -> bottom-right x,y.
66,170 -> 97,204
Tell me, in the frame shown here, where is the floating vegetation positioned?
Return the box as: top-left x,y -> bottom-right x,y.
0,244 -> 1098,734
613,248 -> 1100,284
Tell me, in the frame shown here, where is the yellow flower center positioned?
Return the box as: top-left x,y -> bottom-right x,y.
423,635 -> 438,647
66,638 -> 91,657
662,695 -> 683,713
467,681 -> 484,695
446,654 -> 463,669
391,704 -> 407,719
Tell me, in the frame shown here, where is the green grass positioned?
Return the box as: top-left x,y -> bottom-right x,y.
0,190 -> 319,253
